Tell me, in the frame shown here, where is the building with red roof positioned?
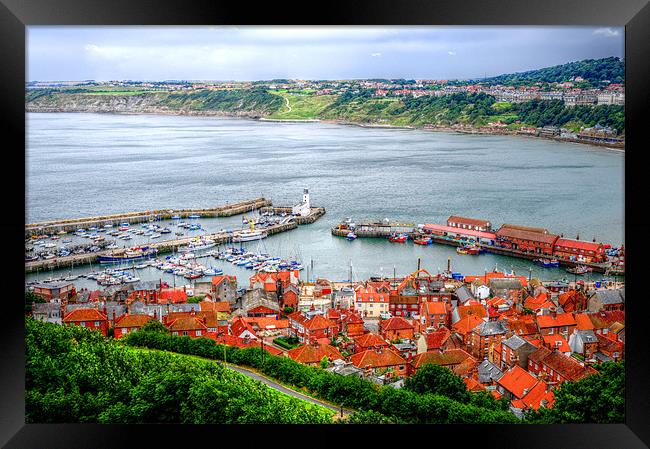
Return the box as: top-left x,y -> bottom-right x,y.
62,308 -> 109,336
542,334 -> 571,355
511,380 -> 555,412
353,333 -> 390,353
452,314 -> 484,344
379,316 -> 415,342
288,343 -> 343,366
497,365 -> 538,401
419,300 -> 450,330
495,225 -> 559,256
158,287 -> 188,304
447,215 -> 492,232
166,314 -> 209,338
353,282 -> 390,318
553,238 -> 606,263
557,290 -> 587,313
422,223 -> 496,244
536,310 -> 577,336
211,275 -> 237,303
287,312 -> 337,343
350,348 -> 410,380
528,347 -> 597,384
417,326 -> 451,354
113,313 -> 153,339
411,348 -> 475,372
342,311 -> 365,337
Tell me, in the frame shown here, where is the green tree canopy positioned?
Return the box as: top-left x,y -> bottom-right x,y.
403,364 -> 471,403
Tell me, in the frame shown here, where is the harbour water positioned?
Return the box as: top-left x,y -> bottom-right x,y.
26,112 -> 625,286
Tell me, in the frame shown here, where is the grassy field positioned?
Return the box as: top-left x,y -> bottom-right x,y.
267,92 -> 338,120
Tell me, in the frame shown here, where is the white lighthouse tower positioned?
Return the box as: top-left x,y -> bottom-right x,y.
292,188 -> 311,217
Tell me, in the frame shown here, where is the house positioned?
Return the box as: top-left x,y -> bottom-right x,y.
476,359 -> 504,387
158,287 -> 189,304
244,316 -> 290,338
541,334 -> 571,355
587,310 -> 625,338
113,313 -> 153,339
451,303 -> 487,325
504,315 -> 540,338
419,300 -> 449,330
496,365 -> 538,401
62,308 -> 109,336
166,314 -> 209,338
587,289 -> 625,312
557,290 -> 588,313
510,380 -> 555,417
594,334 -> 624,362
528,347 -> 597,384
536,309 -> 577,337
568,328 -> 599,360
389,270 -> 443,317
297,282 -> 333,313
411,348 -> 475,374
211,275 -> 238,303
493,334 -> 538,371
454,285 -> 475,306
239,288 -> 280,316
353,333 -> 390,353
31,302 -> 62,325
468,320 -> 508,361
452,314 -> 484,345
391,339 -> 418,362
288,343 -> 343,366
33,281 -> 76,302
287,311 -> 337,343
126,281 -> 159,304
495,225 -> 559,256
350,348 -> 410,381
447,215 -> 492,232
199,300 -> 231,314
416,326 -> 451,354
488,278 -> 525,304
470,280 -> 491,300
281,284 -> 300,310
379,316 -> 415,342
231,316 -> 258,340
342,311 -> 365,337
354,282 -> 390,318
523,292 -> 554,313
332,286 -> 355,309
553,238 -> 606,263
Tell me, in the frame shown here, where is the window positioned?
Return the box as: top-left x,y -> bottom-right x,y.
196,330 -> 202,336
80,322 -> 86,327
94,321 -> 100,327
173,331 -> 178,336
123,328 -> 129,334
399,365 -> 405,370
183,331 -> 189,336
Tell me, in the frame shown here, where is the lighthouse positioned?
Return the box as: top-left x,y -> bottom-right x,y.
292,188 -> 311,217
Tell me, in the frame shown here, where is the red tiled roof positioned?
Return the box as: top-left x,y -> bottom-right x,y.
354,333 -> 389,349
158,288 -> 188,304
231,316 -> 257,338
504,316 -> 540,337
464,271 -> 528,286
244,316 -> 289,330
528,346 -> 552,363
424,327 -> 451,350
422,301 -> 447,315
447,216 -> 491,227
452,315 -> 484,336
541,350 -> 598,381
288,344 -> 343,364
453,357 -> 478,376
555,238 -> 603,252
496,226 -> 558,245
574,313 -> 595,330
114,313 -> 153,328
497,365 -> 538,399
423,223 -> 496,240
588,311 -> 625,329
380,316 -> 415,331
412,349 -> 474,369
212,275 -> 236,286
351,348 -> 407,369
200,301 -> 231,313
305,314 -> 335,331
524,293 -> 554,311
596,334 -> 624,355
542,334 -> 571,353
63,308 -> 108,322
536,313 -> 576,329
518,381 -> 555,410
167,316 -> 207,332
464,376 -> 485,392
456,304 -> 487,320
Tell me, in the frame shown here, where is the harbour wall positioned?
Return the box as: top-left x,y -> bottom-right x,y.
25,198 -> 272,238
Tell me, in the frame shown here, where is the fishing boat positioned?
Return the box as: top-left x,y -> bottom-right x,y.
566,265 -> 592,275
171,215 -> 181,220
97,247 -> 157,264
414,237 -> 432,245
233,229 -> 267,242
389,233 -> 408,243
535,258 -> 561,268
188,214 -> 201,219
160,228 -> 172,234
203,268 -> 224,276
346,232 -> 357,241
457,245 -> 480,255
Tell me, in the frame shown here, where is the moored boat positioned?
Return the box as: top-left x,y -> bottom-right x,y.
346,232 -> 357,241
98,247 -> 157,264
566,264 -> 592,275
414,237 -> 432,245
389,233 -> 408,243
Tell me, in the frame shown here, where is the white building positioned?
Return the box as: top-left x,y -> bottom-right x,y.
292,188 -> 311,217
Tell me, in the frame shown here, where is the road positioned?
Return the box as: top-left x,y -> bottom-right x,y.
284,96 -> 292,113
224,363 -> 352,418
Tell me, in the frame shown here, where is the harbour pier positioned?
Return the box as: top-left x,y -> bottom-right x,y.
26,205 -> 326,273
331,222 -> 612,273
25,198 -> 272,238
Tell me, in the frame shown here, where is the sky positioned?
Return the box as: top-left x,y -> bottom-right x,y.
27,26 -> 624,82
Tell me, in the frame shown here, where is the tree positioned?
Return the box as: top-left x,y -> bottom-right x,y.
319,356 -> 329,369
140,319 -> 168,333
404,364 -> 471,403
283,306 -> 294,314
186,296 -> 203,304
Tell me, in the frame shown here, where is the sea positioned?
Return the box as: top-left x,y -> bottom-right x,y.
25,112 -> 625,288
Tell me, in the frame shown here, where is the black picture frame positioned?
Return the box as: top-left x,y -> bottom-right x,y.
2,0 -> 648,447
